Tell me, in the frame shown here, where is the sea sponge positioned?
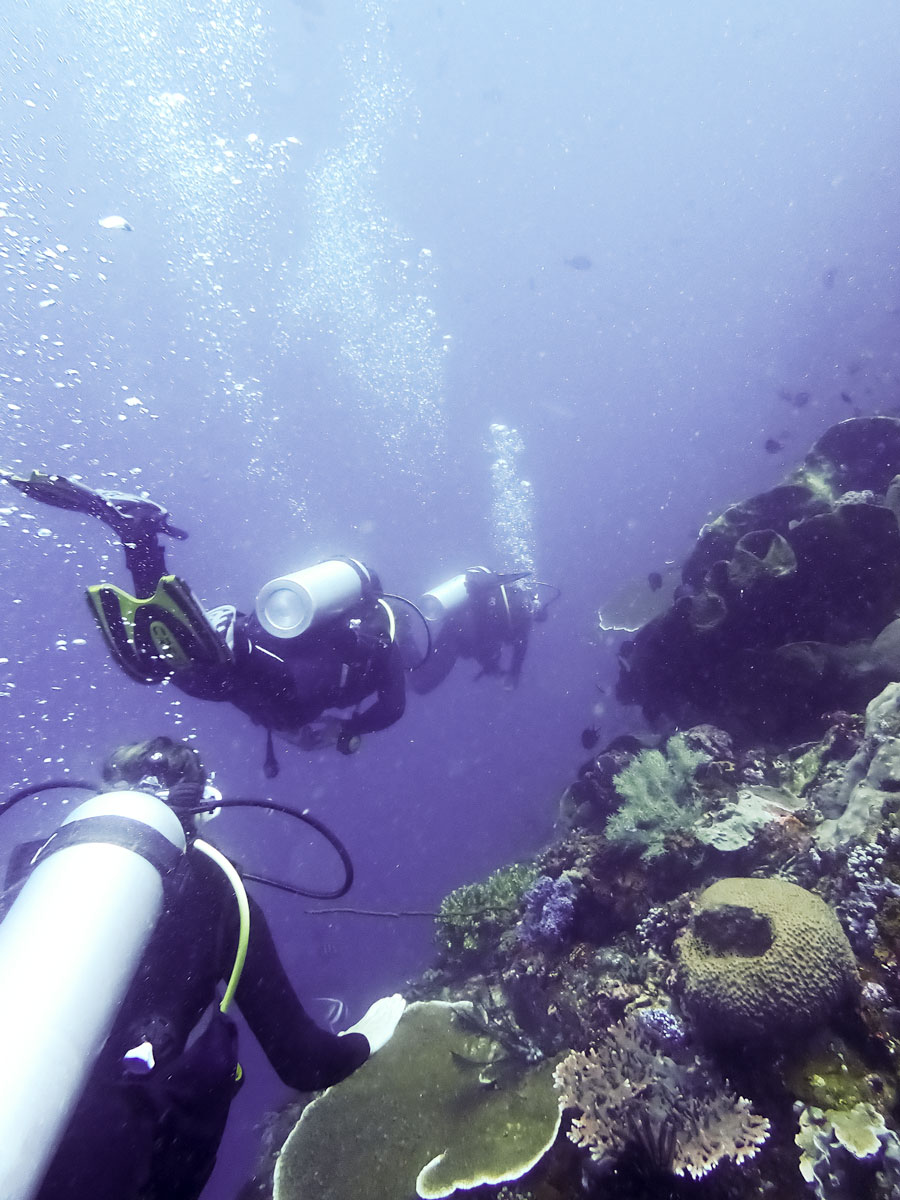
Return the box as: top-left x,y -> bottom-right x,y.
676,877 -> 858,1041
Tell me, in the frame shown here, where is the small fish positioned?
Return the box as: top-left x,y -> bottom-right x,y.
647,571 -> 663,592
98,215 -> 132,232
777,388 -> 810,409
312,997 -> 346,1029
580,726 -> 601,750
764,438 -> 783,454
841,391 -> 853,404
564,255 -> 592,271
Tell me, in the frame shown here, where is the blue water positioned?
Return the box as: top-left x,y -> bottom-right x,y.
3,1 -> 900,1194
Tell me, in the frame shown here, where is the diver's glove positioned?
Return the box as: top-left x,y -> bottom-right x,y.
297,716 -> 344,751
339,993 -> 406,1055
336,728 -> 362,756
298,717 -> 362,754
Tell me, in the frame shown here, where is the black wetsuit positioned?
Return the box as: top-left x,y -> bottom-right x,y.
176,606 -> 407,738
124,524 -> 406,740
2,473 -> 407,743
411,574 -> 534,694
34,845 -> 368,1200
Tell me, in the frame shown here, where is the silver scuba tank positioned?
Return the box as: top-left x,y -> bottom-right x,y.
418,565 -> 492,624
0,789 -> 185,1200
255,557 -> 376,640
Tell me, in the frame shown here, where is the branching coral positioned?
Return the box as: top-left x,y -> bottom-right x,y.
553,1015 -> 770,1179
436,863 -> 538,967
603,734 -> 707,860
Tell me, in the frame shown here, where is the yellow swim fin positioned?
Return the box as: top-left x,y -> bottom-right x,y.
86,575 -> 231,684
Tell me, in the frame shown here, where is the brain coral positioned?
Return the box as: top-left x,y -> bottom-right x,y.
676,877 -> 858,1041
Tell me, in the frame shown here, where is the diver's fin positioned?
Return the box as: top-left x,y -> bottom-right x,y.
86,575 -> 231,684
3,470 -> 108,517
3,470 -> 188,540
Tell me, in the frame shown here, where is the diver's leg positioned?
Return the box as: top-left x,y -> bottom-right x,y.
2,470 -> 187,597
120,536 -> 168,599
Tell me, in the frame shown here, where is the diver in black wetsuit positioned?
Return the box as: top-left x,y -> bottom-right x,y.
411,566 -> 547,695
2,470 -> 406,766
9,738 -> 405,1200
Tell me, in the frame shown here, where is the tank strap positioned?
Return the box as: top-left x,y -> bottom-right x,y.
34,814 -> 183,876
193,839 -> 250,1015
332,555 -> 380,598
497,584 -> 514,640
376,597 -> 397,644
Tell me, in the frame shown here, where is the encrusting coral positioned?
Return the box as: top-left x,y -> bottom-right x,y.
795,1101 -> 900,1200
553,1013 -> 770,1179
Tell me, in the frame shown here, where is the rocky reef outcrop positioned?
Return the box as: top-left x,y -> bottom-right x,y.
618,417 -> 900,741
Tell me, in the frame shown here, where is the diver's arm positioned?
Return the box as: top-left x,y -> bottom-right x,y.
235,891 -> 368,1090
341,645 -> 406,737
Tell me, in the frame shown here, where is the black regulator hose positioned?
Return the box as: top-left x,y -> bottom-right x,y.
0,780 -> 98,818
170,797 -> 354,900
0,781 -> 354,901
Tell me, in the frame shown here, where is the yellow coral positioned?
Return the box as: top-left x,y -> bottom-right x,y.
676,877 -> 858,1041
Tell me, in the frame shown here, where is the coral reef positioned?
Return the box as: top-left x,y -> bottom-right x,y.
676,877 -> 858,1043
436,862 -> 538,969
816,680 -> 900,848
255,422 -> 900,1200
795,1102 -> 900,1200
553,1014 -> 770,1179
785,1034 -> 896,1114
832,841 -> 900,956
517,874 -> 578,949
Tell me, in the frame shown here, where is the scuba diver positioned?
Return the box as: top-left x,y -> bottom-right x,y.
411,565 -> 553,694
2,469 -> 406,771
0,737 -> 406,1200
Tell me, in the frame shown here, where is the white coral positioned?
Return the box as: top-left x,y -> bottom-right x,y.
553,1017 -> 770,1179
